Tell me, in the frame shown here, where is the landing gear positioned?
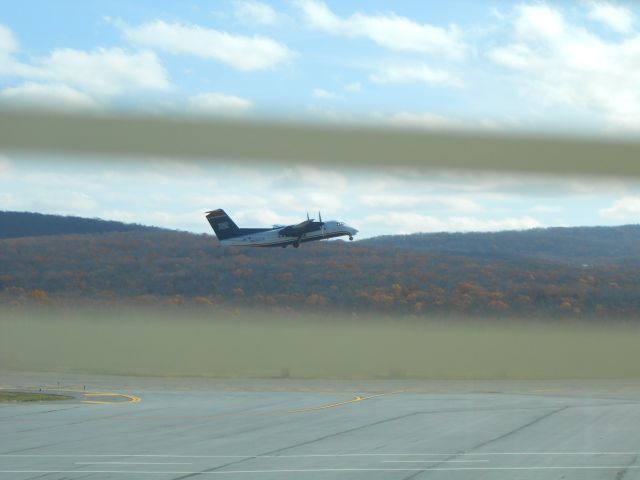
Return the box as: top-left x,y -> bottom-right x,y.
281,245 -> 286,248
349,236 -> 353,241
293,241 -> 300,248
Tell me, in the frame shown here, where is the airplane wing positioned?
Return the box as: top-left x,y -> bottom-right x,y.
292,219 -> 313,229
279,219 -> 323,237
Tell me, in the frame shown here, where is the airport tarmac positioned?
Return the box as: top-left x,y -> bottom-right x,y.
1,371 -> 640,479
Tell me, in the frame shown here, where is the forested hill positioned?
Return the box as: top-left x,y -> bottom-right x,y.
3,213 -> 640,317
2,227 -> 640,318
0,211 -> 162,239
3,211 -> 637,265
360,224 -> 640,265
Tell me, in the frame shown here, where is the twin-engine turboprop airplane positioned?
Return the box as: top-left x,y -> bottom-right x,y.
206,209 -> 358,248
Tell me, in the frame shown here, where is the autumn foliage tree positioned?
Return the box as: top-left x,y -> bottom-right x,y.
3,220 -> 640,319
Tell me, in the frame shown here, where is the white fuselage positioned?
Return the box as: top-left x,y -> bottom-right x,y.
220,220 -> 358,247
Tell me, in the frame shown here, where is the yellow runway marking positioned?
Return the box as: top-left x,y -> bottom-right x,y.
80,392 -> 141,405
0,388 -> 141,405
287,390 -> 404,414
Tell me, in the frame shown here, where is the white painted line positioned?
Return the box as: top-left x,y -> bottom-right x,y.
75,462 -> 193,465
1,466 -> 640,474
1,452 -> 638,458
382,460 -> 489,463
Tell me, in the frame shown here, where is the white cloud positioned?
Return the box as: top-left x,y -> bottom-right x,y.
586,1 -> 634,34
233,0 -> 282,25
187,92 -> 253,116
295,0 -> 466,58
5,158 -> 633,237
370,63 -> 463,88
121,20 -> 293,71
529,204 -> 565,214
0,192 -> 17,210
360,194 -> 484,214
312,88 -> 337,99
490,7 -> 507,21
361,212 -> 542,234
50,48 -> 166,96
0,82 -> 100,110
0,154 -> 13,175
600,196 -> 640,218
377,111 -> 463,130
515,4 -> 565,40
489,44 -> 541,71
344,82 -> 361,92
101,209 -> 203,231
0,26 -> 169,101
0,24 -> 18,56
277,166 -> 349,191
565,177 -> 629,195
489,4 -> 640,131
149,158 -> 206,177
306,191 -> 342,212
100,209 -> 138,223
186,192 -> 299,217
29,48 -> 169,96
234,208 -> 300,227
305,105 -> 355,123
35,191 -> 98,215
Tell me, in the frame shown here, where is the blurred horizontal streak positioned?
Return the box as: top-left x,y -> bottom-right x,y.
3,308 -> 640,379
1,109 -> 639,175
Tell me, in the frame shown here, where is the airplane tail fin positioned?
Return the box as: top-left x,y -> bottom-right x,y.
205,209 -> 241,240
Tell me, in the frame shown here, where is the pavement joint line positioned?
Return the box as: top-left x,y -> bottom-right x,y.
2,452 -> 639,458
75,462 -> 193,465
1,466 -> 640,474
382,460 -> 489,463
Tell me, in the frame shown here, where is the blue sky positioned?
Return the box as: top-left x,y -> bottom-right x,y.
1,1 -> 640,237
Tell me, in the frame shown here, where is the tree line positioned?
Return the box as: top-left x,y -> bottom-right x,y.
2,228 -> 640,319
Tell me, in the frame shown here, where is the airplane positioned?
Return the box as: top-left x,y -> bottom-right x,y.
205,209 -> 358,248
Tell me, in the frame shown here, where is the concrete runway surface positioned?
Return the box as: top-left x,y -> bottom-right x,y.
2,371 -> 640,479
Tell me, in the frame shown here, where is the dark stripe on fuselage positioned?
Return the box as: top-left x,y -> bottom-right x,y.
236,228 -> 272,236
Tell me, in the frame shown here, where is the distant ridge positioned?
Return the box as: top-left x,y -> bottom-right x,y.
360,224 -> 640,265
0,211 -> 161,239
3,210 -> 639,265
3,213 -> 640,317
